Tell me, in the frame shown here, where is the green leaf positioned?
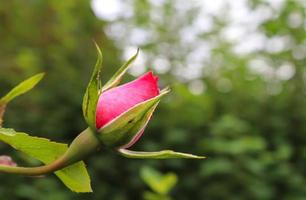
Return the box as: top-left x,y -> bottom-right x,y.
0,73 -> 45,105
0,128 -> 92,193
98,88 -> 170,148
141,166 -> 177,195
102,48 -> 139,92
82,43 -> 103,129
118,149 -> 205,159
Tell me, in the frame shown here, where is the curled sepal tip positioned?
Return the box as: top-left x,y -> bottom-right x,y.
102,48 -> 139,92
118,149 -> 205,159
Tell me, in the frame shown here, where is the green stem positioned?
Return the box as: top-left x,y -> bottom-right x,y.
0,155 -> 67,175
62,127 -> 101,166
0,127 -> 100,176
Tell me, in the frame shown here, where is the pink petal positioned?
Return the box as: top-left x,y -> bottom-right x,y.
0,155 -> 17,167
96,71 -> 160,129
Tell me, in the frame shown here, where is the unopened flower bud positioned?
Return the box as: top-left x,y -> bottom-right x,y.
95,71 -> 163,148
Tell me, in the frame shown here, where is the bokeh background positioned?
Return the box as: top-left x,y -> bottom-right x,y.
1,0 -> 306,199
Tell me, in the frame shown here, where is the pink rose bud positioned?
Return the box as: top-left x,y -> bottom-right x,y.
96,71 -> 160,148
0,155 -> 17,167
70,46 -> 203,161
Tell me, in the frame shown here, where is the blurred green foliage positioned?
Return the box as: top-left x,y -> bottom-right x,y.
140,166 -> 177,200
1,0 -> 306,199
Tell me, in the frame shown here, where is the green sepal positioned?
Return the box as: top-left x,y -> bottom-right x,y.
102,48 -> 139,92
82,43 -> 103,129
0,73 -> 45,105
118,149 -> 205,159
98,88 -> 170,148
0,128 -> 92,193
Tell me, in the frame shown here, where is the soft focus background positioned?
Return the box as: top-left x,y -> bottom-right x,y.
0,0 -> 306,199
